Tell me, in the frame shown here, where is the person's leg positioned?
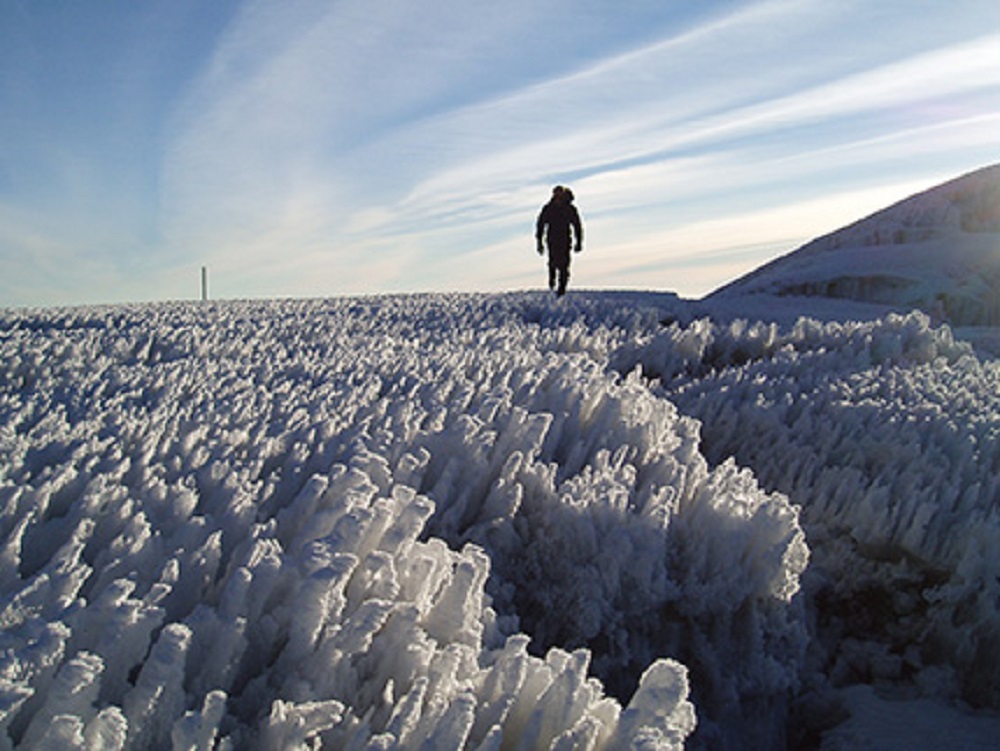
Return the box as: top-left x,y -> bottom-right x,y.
550,244 -> 570,295
556,263 -> 569,296
548,261 -> 557,291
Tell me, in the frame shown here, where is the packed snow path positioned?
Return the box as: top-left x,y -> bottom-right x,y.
0,291 -> 995,749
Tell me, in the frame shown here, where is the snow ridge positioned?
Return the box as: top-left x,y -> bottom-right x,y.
711,163 -> 1000,326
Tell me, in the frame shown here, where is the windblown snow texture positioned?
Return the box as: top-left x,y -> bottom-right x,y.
1,291 -> 996,749
0,293 -> 807,750
615,311 -> 1000,713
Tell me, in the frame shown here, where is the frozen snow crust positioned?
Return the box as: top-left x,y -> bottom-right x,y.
0,292 -> 813,749
2,291 -> 994,749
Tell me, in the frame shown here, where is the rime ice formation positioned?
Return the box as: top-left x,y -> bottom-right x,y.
3,287 -> 998,749
616,310 -> 1000,715
0,293 -> 810,750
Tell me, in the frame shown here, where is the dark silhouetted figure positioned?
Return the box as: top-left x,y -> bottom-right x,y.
536,185 -> 583,296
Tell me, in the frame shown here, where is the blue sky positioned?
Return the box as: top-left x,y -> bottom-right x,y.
2,0 -> 999,307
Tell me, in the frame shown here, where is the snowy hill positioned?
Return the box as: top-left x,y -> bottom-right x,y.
2,290 -> 1000,749
709,163 -> 1000,327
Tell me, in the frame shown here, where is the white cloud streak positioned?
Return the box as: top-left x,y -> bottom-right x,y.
4,0 -> 1000,305
392,28 -> 1000,212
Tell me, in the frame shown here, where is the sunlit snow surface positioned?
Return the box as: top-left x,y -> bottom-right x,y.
0,291 -> 996,749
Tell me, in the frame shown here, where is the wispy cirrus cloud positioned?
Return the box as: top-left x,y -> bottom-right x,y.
390,26 -> 1000,213
365,18 -> 1000,294
3,0 -> 999,305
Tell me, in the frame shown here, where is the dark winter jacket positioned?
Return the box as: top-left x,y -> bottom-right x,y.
536,199 -> 583,256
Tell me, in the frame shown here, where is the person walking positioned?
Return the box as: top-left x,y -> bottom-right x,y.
536,186 -> 583,296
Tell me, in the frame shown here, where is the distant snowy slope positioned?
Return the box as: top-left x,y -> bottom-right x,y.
709,163 -> 1000,326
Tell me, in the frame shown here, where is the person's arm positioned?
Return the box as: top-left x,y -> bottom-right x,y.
572,207 -> 583,251
535,206 -> 547,253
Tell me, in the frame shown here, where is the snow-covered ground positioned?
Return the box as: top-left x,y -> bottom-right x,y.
2,288 -> 999,749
